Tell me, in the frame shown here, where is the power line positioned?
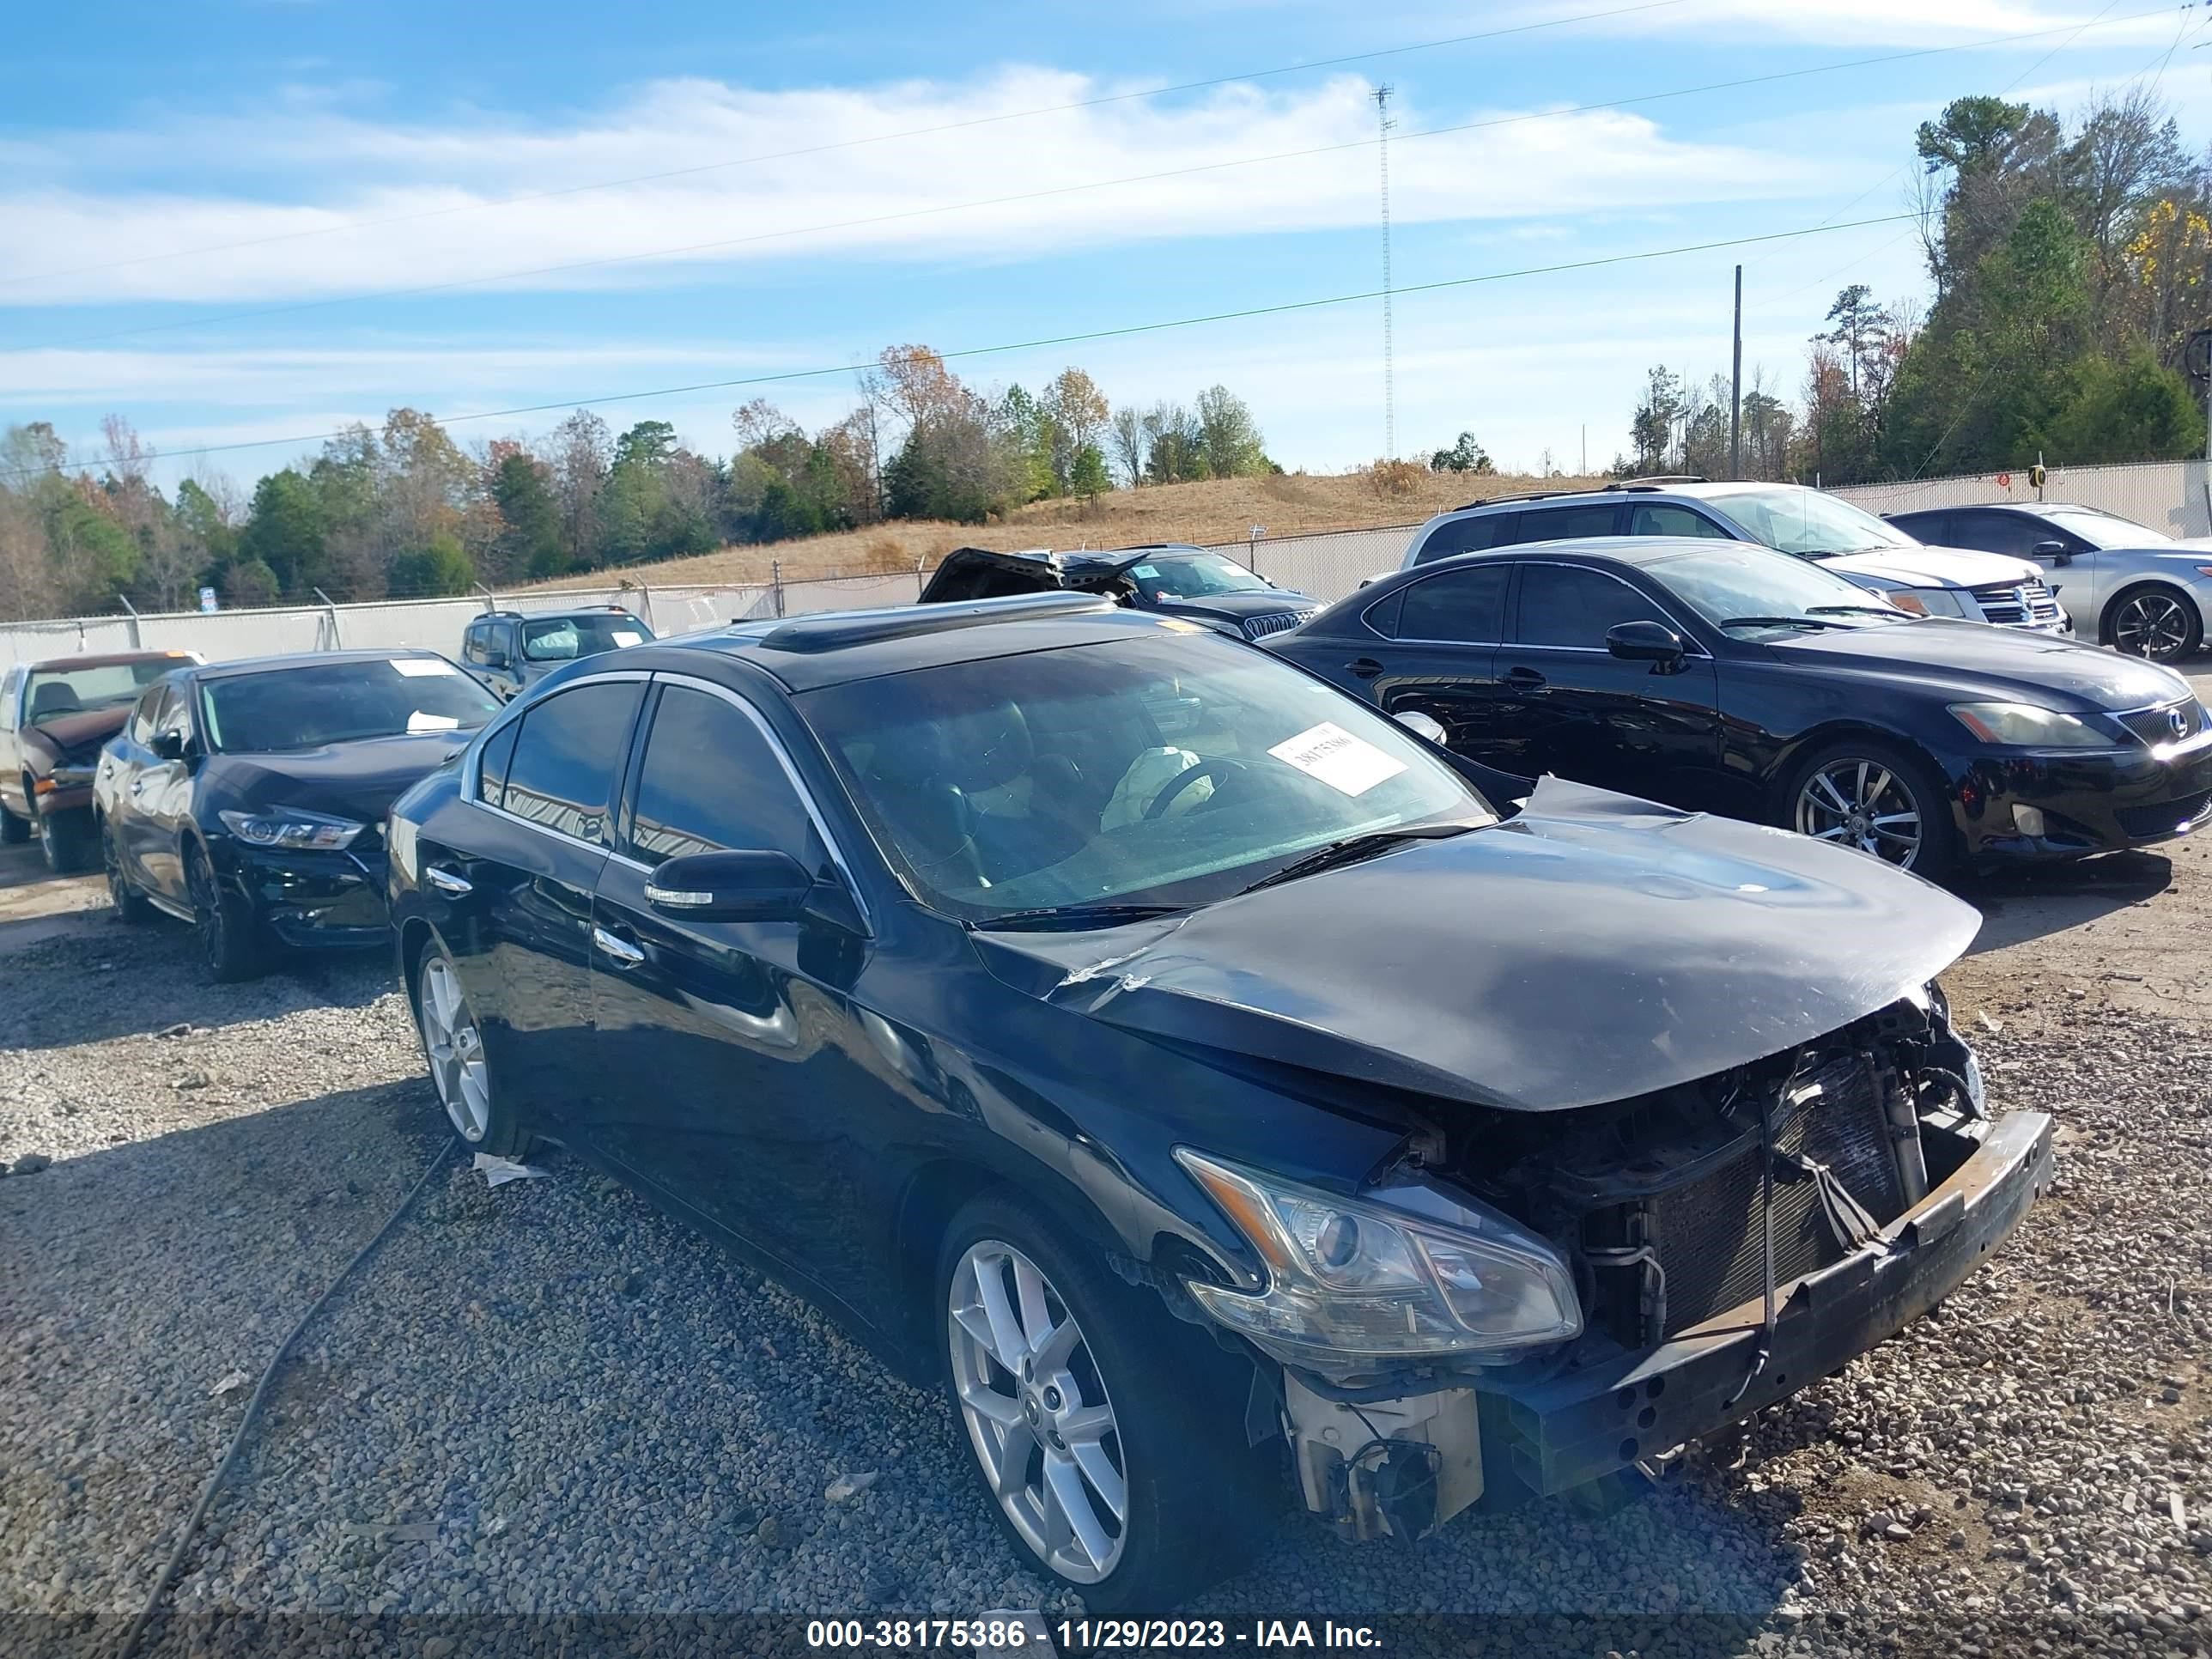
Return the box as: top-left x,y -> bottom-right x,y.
1,0 -> 1697,290
0,210 -> 1923,483
8,4 -> 2177,356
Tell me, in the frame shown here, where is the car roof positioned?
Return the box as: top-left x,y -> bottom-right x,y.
190,648 -> 459,681
618,592 -> 1199,693
934,543 -> 1215,581
17,649 -> 197,672
480,605 -> 646,621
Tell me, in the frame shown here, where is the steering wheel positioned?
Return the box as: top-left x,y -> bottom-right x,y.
1143,757 -> 1251,821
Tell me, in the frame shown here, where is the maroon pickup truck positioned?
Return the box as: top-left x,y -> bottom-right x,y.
0,650 -> 198,872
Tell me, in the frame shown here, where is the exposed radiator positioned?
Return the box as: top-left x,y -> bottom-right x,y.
1648,1052 -> 1904,1337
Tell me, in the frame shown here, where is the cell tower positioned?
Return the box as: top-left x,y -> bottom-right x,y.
1374,83 -> 1396,460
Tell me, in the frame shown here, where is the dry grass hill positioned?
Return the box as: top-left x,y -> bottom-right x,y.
514,467 -> 1611,593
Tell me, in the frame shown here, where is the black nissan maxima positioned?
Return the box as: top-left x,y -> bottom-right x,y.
94,649 -> 501,981
386,592 -> 2051,1608
1271,536 -> 2212,880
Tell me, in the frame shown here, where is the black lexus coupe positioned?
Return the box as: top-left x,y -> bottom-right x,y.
384,592 -> 2050,1609
1270,536 -> 2211,879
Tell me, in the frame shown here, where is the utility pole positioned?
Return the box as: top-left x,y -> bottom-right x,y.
1729,264 -> 1743,482
1374,84 -> 1396,461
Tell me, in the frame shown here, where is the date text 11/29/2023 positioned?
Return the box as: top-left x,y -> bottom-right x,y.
804,1618 -> 1383,1651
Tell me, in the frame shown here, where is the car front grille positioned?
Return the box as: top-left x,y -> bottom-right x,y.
1649,1052 -> 1904,1338
2117,789 -> 2212,840
2114,699 -> 2210,747
1968,576 -> 2064,628
1242,609 -> 1314,641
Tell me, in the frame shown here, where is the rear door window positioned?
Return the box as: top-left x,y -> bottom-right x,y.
500,682 -> 645,847
1517,503 -> 1622,544
1948,511 -> 2047,558
1413,513 -> 1521,564
1627,503 -> 1732,539
1395,565 -> 1511,643
477,720 -> 520,807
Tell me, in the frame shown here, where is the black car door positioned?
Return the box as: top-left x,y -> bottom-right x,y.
1496,561 -> 1722,808
126,681 -> 201,902
586,674 -> 879,1284
452,675 -> 646,1129
1345,564 -> 1516,764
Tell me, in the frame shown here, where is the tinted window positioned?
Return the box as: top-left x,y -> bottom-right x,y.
463,624 -> 491,666
1948,510 -> 2047,559
1396,565 -> 1510,643
501,681 -> 644,847
1888,511 -> 1949,544
1413,513 -> 1520,564
1516,565 -> 1671,648
128,684 -> 169,746
477,720 -> 520,806
1516,503 -> 1620,544
628,687 -> 815,868
1627,503 -> 1732,539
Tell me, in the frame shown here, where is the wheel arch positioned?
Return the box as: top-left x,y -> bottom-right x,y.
1765,718 -> 1950,817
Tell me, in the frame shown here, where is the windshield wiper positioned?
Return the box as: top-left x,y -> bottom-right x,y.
1237,822 -> 1483,897
1718,615 -> 1849,631
975,902 -> 1187,932
1807,604 -> 1912,619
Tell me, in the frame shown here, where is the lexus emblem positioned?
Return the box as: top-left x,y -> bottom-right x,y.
2169,707 -> 2190,739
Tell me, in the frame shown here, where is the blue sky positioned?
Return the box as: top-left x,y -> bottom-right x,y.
3,0 -> 2206,491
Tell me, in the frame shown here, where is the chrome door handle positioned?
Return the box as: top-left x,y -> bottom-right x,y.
129,779 -> 146,796
592,925 -> 646,967
426,866 -> 473,897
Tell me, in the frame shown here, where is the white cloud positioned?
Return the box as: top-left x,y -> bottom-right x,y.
0,70 -> 1808,308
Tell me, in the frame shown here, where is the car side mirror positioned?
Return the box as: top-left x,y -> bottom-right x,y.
152,730 -> 188,762
645,848 -> 814,923
1394,710 -> 1448,744
1607,620 -> 1686,669
2032,540 -> 2069,566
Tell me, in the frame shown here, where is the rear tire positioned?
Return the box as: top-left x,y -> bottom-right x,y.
185,842 -> 266,982
410,936 -> 532,1157
0,798 -> 27,845
102,817 -> 154,924
1781,738 -> 1956,883
37,803 -> 93,874
937,1192 -> 1268,1612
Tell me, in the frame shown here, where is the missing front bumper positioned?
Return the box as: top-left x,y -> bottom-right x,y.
1486,1109 -> 2052,1497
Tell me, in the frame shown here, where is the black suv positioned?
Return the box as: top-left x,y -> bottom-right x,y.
386,592 -> 2047,1608
460,606 -> 655,700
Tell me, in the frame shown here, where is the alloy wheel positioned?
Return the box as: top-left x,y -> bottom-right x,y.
1795,757 -> 1923,869
2112,592 -> 2192,661
948,1240 -> 1128,1583
185,854 -> 226,970
418,952 -> 492,1142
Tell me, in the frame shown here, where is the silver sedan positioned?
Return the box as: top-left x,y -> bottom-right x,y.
1888,501 -> 2212,665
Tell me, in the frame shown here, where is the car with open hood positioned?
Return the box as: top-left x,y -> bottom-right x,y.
1885,501 -> 2212,664
921,543 -> 1321,641
94,649 -> 501,981
385,592 -> 2051,1609
1276,536 -> 2209,879
1401,478 -> 2073,635
0,649 -> 198,872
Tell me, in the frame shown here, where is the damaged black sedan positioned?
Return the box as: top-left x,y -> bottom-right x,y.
386,594 -> 2051,1609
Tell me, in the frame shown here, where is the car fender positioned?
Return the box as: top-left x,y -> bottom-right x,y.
2097,574 -> 2210,644
1763,717 -> 1952,815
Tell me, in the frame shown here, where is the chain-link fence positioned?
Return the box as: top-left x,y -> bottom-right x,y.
1834,459 -> 2212,540
7,460 -> 2203,669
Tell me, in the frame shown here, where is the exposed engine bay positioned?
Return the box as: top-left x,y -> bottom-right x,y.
1277,984 -> 1996,1544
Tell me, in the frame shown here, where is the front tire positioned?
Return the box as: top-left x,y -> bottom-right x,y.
1783,738 -> 1955,882
185,842 -> 266,982
37,803 -> 93,874
411,938 -> 532,1156
938,1194 -> 1265,1612
2105,583 -> 2202,663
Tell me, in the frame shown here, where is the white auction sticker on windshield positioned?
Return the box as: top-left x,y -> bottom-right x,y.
407,712 -> 462,732
611,630 -> 644,647
1267,721 -> 1407,796
1130,564 -> 1158,579
390,657 -> 458,677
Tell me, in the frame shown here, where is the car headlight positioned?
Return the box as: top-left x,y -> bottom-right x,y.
1886,587 -> 1971,619
217,807 -> 366,850
1174,1149 -> 1581,1365
1947,702 -> 2114,748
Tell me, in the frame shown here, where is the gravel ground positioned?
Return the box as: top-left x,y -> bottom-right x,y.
2,895 -> 2208,1658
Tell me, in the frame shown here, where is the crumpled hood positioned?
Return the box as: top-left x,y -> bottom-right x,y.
19,706 -> 128,762
1151,589 -> 1319,623
1823,544 -> 2039,590
972,778 -> 1979,1113
205,732 -> 474,824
